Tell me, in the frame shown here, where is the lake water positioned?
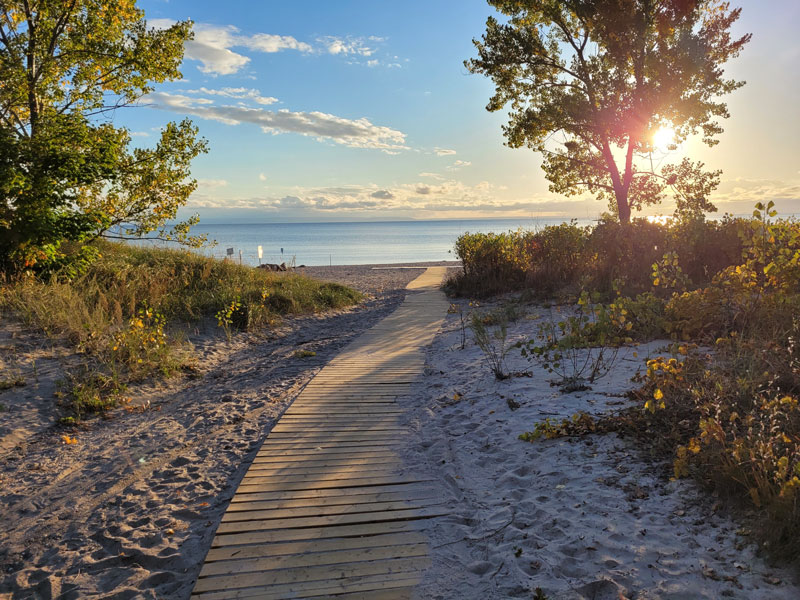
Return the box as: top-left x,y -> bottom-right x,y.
180,219 -> 594,266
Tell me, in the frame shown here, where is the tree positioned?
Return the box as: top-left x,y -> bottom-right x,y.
467,0 -> 750,223
0,1 -> 207,272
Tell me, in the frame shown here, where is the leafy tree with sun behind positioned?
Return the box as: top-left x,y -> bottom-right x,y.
467,0 -> 751,223
0,0 -> 207,273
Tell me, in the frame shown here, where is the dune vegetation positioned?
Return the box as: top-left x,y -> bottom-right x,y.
450,203 -> 800,563
0,241 -> 362,419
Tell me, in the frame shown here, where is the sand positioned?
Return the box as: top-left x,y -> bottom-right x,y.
0,264 -> 434,600
400,298 -> 800,599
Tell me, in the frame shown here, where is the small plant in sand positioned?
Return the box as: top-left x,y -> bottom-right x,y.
519,411 -> 597,442
470,310 -> 510,380
110,306 -> 184,380
519,293 -> 630,391
0,370 -> 25,390
61,368 -> 127,418
447,302 -> 468,349
215,296 -> 242,342
294,349 -> 317,358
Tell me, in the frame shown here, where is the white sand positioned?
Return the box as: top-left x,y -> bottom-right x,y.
400,299 -> 800,599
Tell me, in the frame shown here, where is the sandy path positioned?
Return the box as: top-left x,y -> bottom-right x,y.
0,265 -> 427,599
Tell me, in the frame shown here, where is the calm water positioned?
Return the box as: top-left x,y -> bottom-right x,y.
174,219 -> 593,266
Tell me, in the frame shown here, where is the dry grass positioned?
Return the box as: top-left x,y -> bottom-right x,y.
0,241 -> 362,418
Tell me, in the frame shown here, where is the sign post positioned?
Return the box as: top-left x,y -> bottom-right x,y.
257,245 -> 263,265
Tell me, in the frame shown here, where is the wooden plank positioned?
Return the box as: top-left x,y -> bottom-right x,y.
246,463 -> 401,476
239,469 -> 405,485
204,531 -> 426,562
297,588 -> 414,600
236,476 -> 428,492
221,499 -> 443,522
215,507 -> 449,534
248,456 -> 399,469
260,438 -> 404,447
229,483 -> 436,503
258,440 -> 404,449
192,573 -> 422,600
248,457 -> 399,469
285,403 -> 404,417
269,426 -> 406,434
211,521 -> 418,547
225,490 -> 439,512
276,417 -> 403,423
193,556 -> 430,593
265,433 -> 406,442
200,543 -> 428,577
252,451 -> 399,462
254,450 -> 399,460
242,465 -> 404,479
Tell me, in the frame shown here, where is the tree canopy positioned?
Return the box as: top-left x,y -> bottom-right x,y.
467,0 -> 751,222
0,0 -> 207,272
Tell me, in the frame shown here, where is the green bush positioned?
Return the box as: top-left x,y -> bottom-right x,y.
527,222 -> 589,296
448,230 -> 536,296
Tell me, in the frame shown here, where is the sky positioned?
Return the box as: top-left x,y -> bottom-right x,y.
118,0 -> 800,223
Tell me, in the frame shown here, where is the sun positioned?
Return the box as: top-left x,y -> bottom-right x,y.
652,125 -> 676,152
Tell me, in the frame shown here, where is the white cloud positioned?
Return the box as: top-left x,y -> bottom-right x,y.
447,159 -> 472,171
129,131 -> 150,138
713,178 -> 800,213
317,36 -> 376,57
184,87 -> 278,105
186,24 -> 251,75
239,33 -> 312,54
435,147 -> 457,156
259,173 -> 268,181
187,179 -> 593,218
149,20 -> 311,75
144,92 -> 408,151
197,178 -> 228,188
149,20 -> 395,74
418,172 -> 443,179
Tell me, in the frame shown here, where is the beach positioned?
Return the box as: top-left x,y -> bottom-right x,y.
1,262 -> 799,599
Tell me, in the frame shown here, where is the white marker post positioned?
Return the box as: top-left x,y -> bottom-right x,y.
257,245 -> 263,266
239,249 -> 243,265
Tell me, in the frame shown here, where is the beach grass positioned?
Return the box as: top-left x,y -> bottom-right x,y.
0,241 -> 362,417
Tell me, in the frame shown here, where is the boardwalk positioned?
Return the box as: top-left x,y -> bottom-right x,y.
192,267 -> 449,599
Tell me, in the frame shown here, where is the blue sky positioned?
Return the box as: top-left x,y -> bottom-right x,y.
120,0 -> 800,222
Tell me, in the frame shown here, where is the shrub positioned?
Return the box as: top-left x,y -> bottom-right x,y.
586,218 -> 669,295
526,222 -> 589,296
447,217 -> 745,301
448,230 -> 536,296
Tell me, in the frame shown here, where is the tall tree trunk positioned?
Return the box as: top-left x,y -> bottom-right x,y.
616,188 -> 631,223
